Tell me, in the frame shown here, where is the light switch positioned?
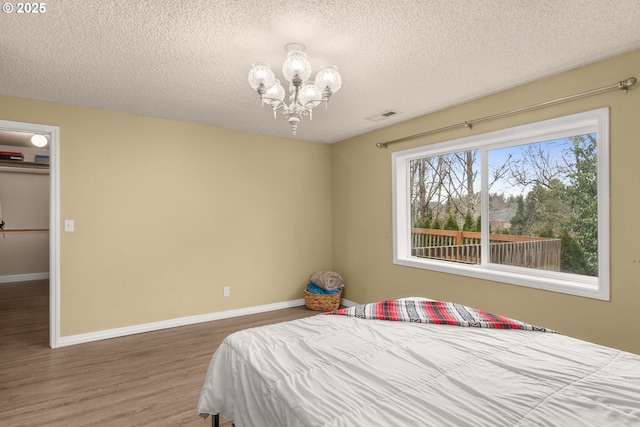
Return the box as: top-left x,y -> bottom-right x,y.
64,219 -> 75,232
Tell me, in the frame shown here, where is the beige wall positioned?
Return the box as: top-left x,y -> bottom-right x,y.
0,98 -> 333,336
332,48 -> 640,355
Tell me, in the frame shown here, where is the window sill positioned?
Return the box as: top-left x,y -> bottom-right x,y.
394,256 -> 607,301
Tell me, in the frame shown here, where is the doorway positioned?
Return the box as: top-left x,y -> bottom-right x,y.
0,119 -> 59,348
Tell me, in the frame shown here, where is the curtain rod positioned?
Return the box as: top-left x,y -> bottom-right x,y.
376,76 -> 637,149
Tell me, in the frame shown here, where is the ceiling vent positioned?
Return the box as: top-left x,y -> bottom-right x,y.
366,109 -> 402,122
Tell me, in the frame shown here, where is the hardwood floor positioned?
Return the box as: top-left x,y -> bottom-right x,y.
0,280 -> 318,426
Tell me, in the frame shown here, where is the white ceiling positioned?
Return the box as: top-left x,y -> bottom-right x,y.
2,0 -> 640,144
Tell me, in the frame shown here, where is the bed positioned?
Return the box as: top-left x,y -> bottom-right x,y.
197,298 -> 640,426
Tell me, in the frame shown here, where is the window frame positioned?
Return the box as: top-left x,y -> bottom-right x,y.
392,108 -> 610,300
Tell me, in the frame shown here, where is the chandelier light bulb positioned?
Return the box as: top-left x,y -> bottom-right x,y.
264,79 -> 285,107
282,47 -> 312,83
298,82 -> 322,109
248,62 -> 276,92
315,65 -> 342,94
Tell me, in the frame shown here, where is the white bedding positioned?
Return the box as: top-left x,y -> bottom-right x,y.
197,310 -> 640,426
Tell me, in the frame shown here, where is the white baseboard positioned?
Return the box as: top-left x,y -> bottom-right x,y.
341,298 -> 359,307
58,298 -> 307,347
0,272 -> 49,284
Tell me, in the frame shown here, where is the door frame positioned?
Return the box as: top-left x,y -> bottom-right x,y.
0,119 -> 60,348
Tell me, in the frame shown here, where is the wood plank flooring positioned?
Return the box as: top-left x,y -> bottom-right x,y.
0,280 -> 318,426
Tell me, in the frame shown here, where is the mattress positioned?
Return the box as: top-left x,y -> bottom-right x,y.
197,302 -> 640,426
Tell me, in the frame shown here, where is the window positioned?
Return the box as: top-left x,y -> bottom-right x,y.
392,108 -> 609,300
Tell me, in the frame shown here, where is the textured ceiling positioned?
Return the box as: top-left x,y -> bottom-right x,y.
2,0 -> 640,144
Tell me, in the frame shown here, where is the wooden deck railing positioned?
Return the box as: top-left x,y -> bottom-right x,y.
411,228 -> 561,271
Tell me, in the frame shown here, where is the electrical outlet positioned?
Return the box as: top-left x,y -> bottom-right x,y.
223,287 -> 230,297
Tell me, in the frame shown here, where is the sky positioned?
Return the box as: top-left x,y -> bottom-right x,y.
487,134 -> 594,197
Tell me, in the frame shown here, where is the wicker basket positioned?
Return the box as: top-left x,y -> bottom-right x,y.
304,287 -> 343,311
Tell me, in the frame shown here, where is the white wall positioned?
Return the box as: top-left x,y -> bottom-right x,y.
0,163 -> 49,281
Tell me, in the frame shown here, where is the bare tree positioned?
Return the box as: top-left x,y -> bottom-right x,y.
505,143 -> 567,190
411,150 -> 480,228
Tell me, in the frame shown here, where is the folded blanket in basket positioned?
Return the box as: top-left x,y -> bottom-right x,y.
307,282 -> 341,295
309,271 -> 343,291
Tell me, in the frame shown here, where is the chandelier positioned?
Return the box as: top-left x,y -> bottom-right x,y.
248,43 -> 342,136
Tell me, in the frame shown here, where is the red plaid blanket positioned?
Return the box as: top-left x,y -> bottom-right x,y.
327,299 -> 555,333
